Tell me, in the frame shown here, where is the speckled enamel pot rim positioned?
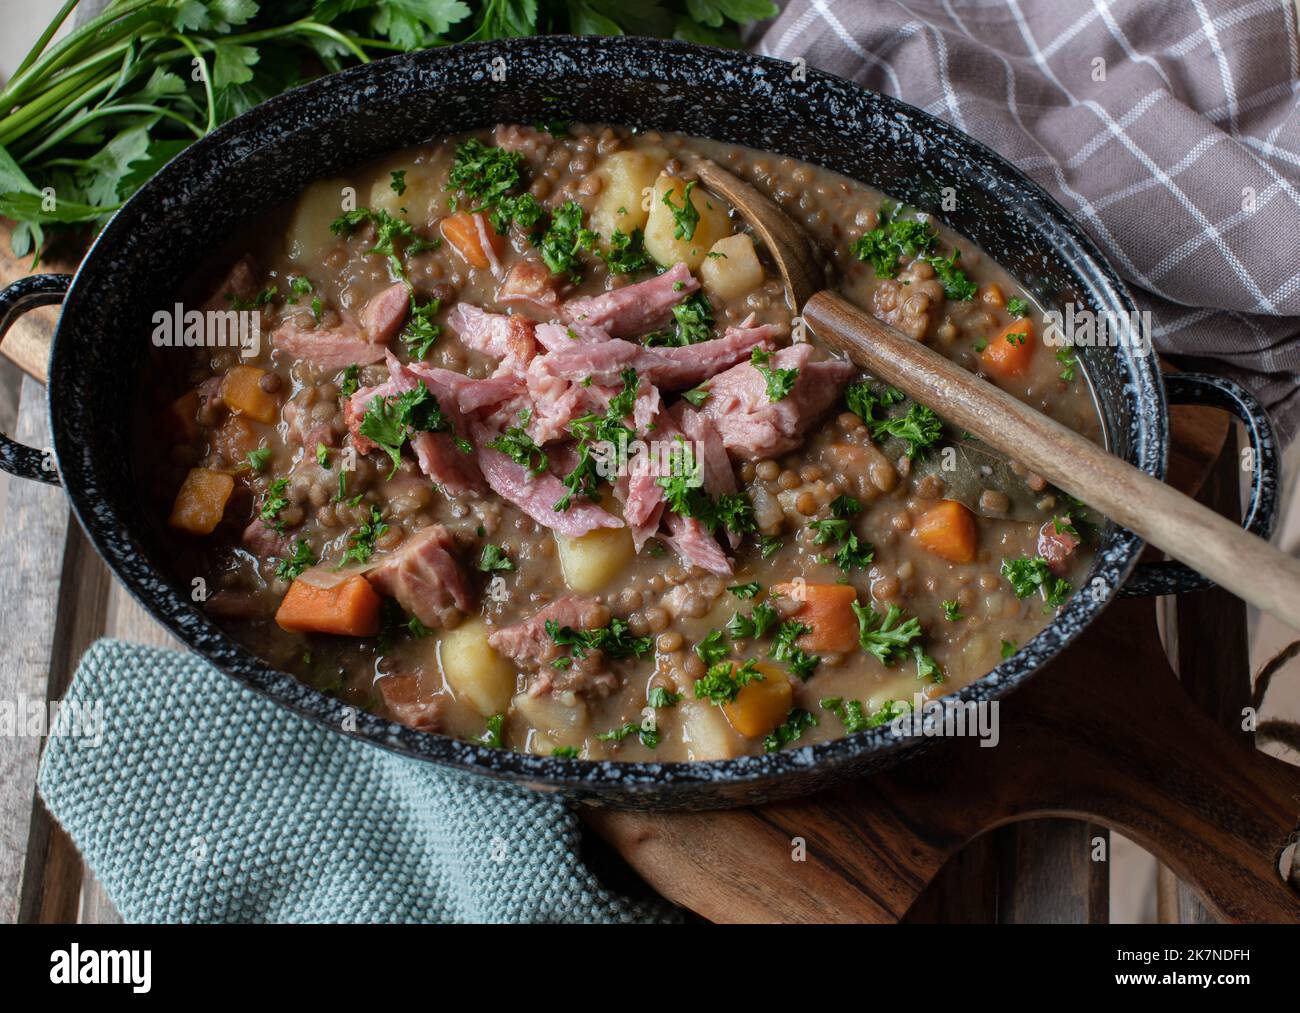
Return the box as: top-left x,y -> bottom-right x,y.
50,36 -> 1163,807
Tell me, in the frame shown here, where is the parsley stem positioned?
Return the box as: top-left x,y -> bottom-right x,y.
8,0 -> 80,84
25,103 -> 206,163
0,65 -> 117,147
170,33 -> 216,134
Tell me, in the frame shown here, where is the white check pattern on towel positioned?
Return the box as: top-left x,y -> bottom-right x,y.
750,0 -> 1300,439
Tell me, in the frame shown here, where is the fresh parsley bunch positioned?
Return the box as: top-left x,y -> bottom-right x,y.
0,0 -> 778,262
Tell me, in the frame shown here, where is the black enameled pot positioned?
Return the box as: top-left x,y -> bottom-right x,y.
0,37 -> 1280,809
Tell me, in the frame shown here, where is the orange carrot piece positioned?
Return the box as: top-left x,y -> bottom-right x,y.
772,581 -> 860,653
167,390 -> 201,441
168,468 -> 234,535
220,364 -> 278,423
440,211 -> 502,270
913,499 -> 978,564
980,318 -> 1035,378
274,575 -> 382,637
723,663 -> 792,738
979,282 -> 1005,308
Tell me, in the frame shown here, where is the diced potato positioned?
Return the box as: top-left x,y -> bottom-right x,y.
368,159 -> 447,225
286,177 -> 354,264
555,525 -> 635,593
220,365 -> 277,424
514,690 -> 589,753
437,617 -> 516,717
168,468 -> 234,535
679,700 -> 743,761
699,233 -> 765,301
589,149 -> 665,240
722,663 -> 792,738
643,174 -> 732,271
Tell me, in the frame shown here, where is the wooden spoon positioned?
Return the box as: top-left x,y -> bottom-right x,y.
690,158 -> 1300,631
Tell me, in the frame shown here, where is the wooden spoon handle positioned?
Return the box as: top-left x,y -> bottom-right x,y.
803,290 -> 1300,631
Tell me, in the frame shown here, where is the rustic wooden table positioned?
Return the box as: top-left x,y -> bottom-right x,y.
0,236 -> 1290,925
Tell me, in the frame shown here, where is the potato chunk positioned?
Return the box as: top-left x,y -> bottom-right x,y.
679,700 -> 743,760
589,149 -> 664,241
514,690 -> 589,753
286,176 -> 351,263
555,525 -> 635,594
643,174 -> 731,271
700,233 -> 765,301
438,617 -> 516,717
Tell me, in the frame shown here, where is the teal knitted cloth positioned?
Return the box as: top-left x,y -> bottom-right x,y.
37,639 -> 677,924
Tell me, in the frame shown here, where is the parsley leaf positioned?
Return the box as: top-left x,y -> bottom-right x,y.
694,659 -> 763,705
726,602 -> 780,640
246,447 -> 271,472
924,249 -> 978,301
402,296 -> 441,360
601,227 -> 653,275
275,539 -> 317,582
389,169 -> 407,196
681,386 -> 710,408
844,382 -> 905,424
477,544 -> 514,573
942,600 -> 965,622
871,402 -> 943,459
597,721 -> 660,749
661,180 -> 700,241
821,696 -> 909,734
849,211 -> 937,278
770,620 -> 820,681
648,687 -> 681,708
447,138 -> 523,211
763,708 -> 818,753
694,630 -> 730,665
537,200 -> 598,280
260,477 -> 290,531
1006,296 -> 1030,317
645,291 -> 713,347
339,506 -> 388,567
852,601 -> 924,665
750,347 -> 798,401
488,424 -> 549,477
727,582 -> 761,599
359,381 -> 453,476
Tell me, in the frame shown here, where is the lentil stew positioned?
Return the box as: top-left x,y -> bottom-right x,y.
141,123 -> 1101,761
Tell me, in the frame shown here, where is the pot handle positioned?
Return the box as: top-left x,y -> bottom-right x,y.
0,274 -> 69,485
1121,372 -> 1278,597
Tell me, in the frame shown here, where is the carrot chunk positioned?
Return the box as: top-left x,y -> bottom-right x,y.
772,581 -> 860,653
980,318 -> 1035,378
913,499 -> 978,564
167,390 -> 201,441
274,575 -> 382,637
723,663 -> 792,738
220,364 -> 278,423
168,468 -> 234,535
440,211 -> 502,270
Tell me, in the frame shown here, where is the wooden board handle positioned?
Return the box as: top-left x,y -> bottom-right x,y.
803,290 -> 1300,632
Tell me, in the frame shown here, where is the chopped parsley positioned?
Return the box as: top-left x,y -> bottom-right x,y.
757,535 -> 784,559
942,600 -> 965,622
1000,555 -> 1072,610
844,382 -> 905,424
544,617 -> 654,667
1006,296 -> 1030,318
821,696 -> 909,734
316,443 -> 330,469
811,502 -> 875,573
849,208 -> 938,278
447,138 -> 524,211
402,296 -> 441,360
656,442 -> 756,536
260,477 -> 290,531
924,249 -> 978,301
829,494 -> 862,518
852,601 -> 924,665
601,227 -> 653,275
597,721 -> 660,749
537,200 -> 598,280
770,621 -> 820,681
330,207 -> 436,281
339,506 -> 388,567
489,423 -> 549,477
551,746 -> 579,758
477,544 -> 514,573
726,602 -> 780,640
694,630 -> 730,666
555,368 -> 639,511
1056,347 -> 1078,382
389,170 -> 407,196
763,708 -> 818,753
871,402 -> 943,459
681,386 -> 710,408
228,286 -> 277,311
914,645 -> 943,683
728,582 -> 761,599
275,539 -> 317,582
648,687 -> 682,709
645,291 -> 713,347
490,191 -> 546,234
830,533 -> 875,572
476,713 -> 505,749
693,659 -> 763,705
246,447 -> 271,472
359,381 -> 454,476
661,181 -> 700,241
289,275 -> 313,300
339,365 -> 361,398
750,347 -> 799,402
1001,639 -> 1016,659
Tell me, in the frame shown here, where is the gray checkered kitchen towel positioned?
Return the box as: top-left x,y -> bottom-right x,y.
749,0 -> 1300,440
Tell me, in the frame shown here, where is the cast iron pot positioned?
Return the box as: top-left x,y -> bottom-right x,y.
0,36 -> 1279,809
